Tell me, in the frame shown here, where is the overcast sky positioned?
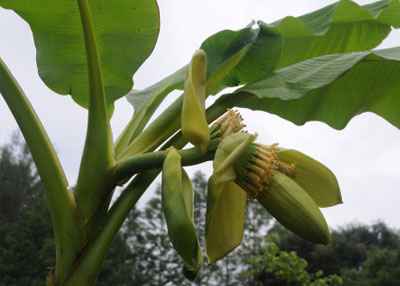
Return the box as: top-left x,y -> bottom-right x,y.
1,0 -> 400,230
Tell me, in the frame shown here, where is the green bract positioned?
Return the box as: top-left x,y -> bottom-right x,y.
257,171 -> 331,244
161,147 -> 202,279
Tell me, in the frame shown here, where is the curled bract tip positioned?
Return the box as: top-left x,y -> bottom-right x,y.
182,49 -> 210,153
213,133 -> 257,184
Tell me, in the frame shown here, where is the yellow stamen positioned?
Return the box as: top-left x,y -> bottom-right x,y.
215,109 -> 246,138
235,142 -> 297,200
277,161 -> 296,179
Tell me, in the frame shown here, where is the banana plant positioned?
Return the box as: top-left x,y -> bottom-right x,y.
1,0 -> 400,284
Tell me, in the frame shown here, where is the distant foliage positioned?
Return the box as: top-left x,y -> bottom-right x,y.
0,135 -> 53,286
274,221 -> 400,286
243,235 -> 342,286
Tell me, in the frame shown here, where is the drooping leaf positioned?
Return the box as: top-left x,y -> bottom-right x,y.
200,24 -> 282,88
126,26 -> 258,109
124,0 -> 400,117
238,47 -> 400,130
367,0 -> 400,27
127,66 -> 186,113
0,0 -> 159,110
271,0 -> 398,69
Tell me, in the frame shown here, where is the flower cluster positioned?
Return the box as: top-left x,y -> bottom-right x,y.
205,114 -> 342,263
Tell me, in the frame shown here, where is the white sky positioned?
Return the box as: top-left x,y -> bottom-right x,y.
1,0 -> 400,230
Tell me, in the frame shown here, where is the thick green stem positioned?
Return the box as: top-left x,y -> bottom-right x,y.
114,112 -> 136,157
118,90 -> 252,161
75,0 -> 116,227
0,58 -> 86,283
64,170 -> 158,285
118,95 -> 183,159
116,139 -> 220,183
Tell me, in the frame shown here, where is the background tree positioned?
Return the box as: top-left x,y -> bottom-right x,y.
340,240 -> 400,286
0,134 -> 42,228
0,135 -> 53,286
243,235 -> 343,286
272,221 -> 400,285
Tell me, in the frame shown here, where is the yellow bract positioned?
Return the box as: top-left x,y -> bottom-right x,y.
277,149 -> 342,208
182,49 -> 210,153
205,175 -> 246,263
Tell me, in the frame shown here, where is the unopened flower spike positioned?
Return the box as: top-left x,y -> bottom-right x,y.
181,49 -> 210,153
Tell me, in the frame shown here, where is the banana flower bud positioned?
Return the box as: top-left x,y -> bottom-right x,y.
162,147 -> 202,279
182,49 -> 210,153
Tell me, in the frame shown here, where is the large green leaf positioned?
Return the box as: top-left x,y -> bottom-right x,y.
124,66 -> 186,138
125,0 -> 400,116
126,26 -> 259,108
200,24 -> 282,88
238,47 -> 400,129
272,0 -> 398,69
0,0 -> 159,109
127,66 -> 186,113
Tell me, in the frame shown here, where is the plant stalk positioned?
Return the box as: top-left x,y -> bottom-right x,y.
116,139 -> 220,183
75,0 -> 117,228
0,58 -> 86,283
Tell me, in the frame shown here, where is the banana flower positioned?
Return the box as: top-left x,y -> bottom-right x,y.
205,132 -> 342,263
